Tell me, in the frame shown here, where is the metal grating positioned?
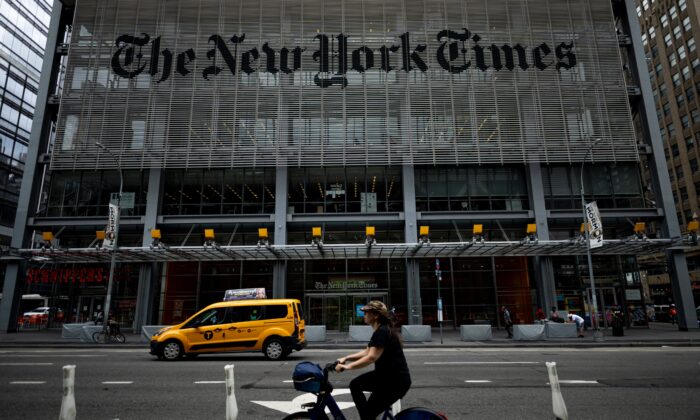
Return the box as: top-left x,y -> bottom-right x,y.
52,0 -> 637,170
20,239 -> 676,264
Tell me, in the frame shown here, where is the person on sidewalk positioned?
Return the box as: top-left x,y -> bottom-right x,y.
535,307 -> 546,323
335,301 -> 411,420
567,313 -> 585,337
550,306 -> 564,323
502,306 -> 514,338
669,304 -> 678,325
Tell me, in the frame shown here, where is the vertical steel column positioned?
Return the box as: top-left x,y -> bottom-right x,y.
0,2 -> 67,333
527,163 -> 557,313
622,0 -> 697,329
273,167 -> 288,298
402,165 -> 422,325
132,168 -> 163,332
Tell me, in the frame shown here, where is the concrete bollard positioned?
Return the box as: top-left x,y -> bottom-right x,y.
225,364 -> 238,420
59,365 -> 76,420
546,361 -> 568,420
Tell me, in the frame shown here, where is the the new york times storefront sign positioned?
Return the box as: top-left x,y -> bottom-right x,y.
111,29 -> 577,88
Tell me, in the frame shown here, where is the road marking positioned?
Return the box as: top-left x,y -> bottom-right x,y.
253,388 -> 354,414
10,381 -> 46,384
465,380 -> 492,383
282,380 -> 293,383
194,381 -> 226,384
547,380 -> 599,385
101,381 -> 133,385
0,362 -> 53,366
425,361 -> 539,365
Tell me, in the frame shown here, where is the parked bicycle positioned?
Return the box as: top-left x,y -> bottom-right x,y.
283,361 -> 447,420
92,323 -> 125,344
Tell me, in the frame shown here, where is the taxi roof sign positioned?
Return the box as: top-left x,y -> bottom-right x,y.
223,288 -> 267,301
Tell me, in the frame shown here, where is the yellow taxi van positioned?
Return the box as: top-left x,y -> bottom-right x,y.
149,296 -> 306,361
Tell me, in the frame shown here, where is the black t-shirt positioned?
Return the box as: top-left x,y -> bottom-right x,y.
368,324 -> 411,384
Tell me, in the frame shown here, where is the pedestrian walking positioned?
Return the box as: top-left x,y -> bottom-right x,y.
502,305 -> 513,338
669,304 -> 678,325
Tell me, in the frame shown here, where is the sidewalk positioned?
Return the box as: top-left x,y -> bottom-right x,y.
1,322 -> 699,349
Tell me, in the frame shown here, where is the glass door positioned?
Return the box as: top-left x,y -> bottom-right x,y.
586,287 -> 617,328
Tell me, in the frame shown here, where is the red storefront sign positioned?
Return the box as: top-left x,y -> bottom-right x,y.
25,267 -> 107,284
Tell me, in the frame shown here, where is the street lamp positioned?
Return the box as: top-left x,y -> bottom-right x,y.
580,138 -> 604,342
96,142 -> 122,341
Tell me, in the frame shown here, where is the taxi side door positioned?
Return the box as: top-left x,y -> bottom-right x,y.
223,304 -> 264,349
181,307 -> 229,353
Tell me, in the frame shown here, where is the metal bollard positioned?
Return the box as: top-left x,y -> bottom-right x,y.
546,361 -> 568,420
59,365 -> 77,420
391,398 -> 402,415
225,364 -> 238,420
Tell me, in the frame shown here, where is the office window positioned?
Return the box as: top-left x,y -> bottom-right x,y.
677,93 -> 686,107
686,87 -> 695,101
682,65 -> 691,80
663,102 -> 672,116
636,5 -> 642,17
648,26 -> 656,39
676,165 -> 684,179
681,115 -> 690,128
668,123 -> 676,138
669,6 -> 678,20
661,14 -> 668,28
642,33 -> 648,46
656,63 -> 664,77
680,187 -> 688,200
685,136 -> 695,150
692,108 -> 700,124
673,26 -> 682,40
665,33 -> 673,47
678,45 -> 687,60
669,53 -> 677,67
690,158 -> 698,173
683,17 -> 691,31
672,72 -> 681,87
693,58 -> 700,72
680,0 -> 687,11
642,0 -> 649,10
659,82 -> 667,98
689,38 -> 697,53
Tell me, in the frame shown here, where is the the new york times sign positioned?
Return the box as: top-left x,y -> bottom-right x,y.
111,29 -> 577,88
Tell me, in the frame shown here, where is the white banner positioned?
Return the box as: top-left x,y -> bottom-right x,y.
103,203 -> 119,250
585,201 -> 603,249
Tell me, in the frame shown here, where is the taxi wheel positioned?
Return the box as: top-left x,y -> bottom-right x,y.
263,338 -> 285,360
160,340 -> 183,361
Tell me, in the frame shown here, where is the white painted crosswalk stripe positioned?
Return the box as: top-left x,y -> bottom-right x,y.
426,361 -> 539,365
10,381 -> 46,384
102,381 -> 133,384
465,380 -> 492,383
194,381 -> 226,384
547,380 -> 599,384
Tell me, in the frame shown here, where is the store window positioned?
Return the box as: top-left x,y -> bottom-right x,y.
414,166 -> 528,212
163,168 -> 275,215
288,166 -> 402,214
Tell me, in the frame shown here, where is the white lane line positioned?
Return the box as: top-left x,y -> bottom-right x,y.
10,381 -> 46,384
425,362 -> 539,365
101,381 -> 133,385
282,380 -> 293,383
194,381 -> 226,384
465,380 -> 492,383
0,362 -> 54,366
547,380 -> 599,385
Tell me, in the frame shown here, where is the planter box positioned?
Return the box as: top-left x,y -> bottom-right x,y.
513,324 -> 546,341
545,322 -> 577,338
62,323 -> 91,339
348,325 -> 373,342
80,325 -> 105,343
401,325 -> 432,342
460,325 -> 492,341
304,325 -> 327,342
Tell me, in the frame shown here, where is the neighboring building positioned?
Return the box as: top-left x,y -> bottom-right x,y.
635,0 -> 700,307
1,0 -> 697,333
0,0 -> 52,284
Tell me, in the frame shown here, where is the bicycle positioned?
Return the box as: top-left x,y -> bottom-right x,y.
283,361 -> 447,420
92,323 -> 126,344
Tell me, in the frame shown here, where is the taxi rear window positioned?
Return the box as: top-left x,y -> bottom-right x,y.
264,305 -> 288,319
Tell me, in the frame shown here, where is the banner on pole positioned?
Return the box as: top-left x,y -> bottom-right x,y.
585,201 -> 603,249
103,203 -> 119,250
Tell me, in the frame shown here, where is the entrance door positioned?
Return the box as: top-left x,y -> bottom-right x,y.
306,293 -> 388,331
77,296 -> 104,323
586,287 -> 617,328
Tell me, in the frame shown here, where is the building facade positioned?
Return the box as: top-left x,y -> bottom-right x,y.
0,0 -> 52,282
634,0 -> 700,309
1,0 -> 697,333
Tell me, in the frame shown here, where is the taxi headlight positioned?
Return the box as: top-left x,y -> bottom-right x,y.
152,328 -> 167,337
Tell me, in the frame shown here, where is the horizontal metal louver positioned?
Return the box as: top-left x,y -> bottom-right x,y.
52,0 -> 638,170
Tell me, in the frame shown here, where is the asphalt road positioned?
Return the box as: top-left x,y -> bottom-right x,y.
1,346 -> 699,419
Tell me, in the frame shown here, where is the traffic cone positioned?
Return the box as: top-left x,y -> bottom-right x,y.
59,365 -> 76,420
546,361 -> 568,420
225,364 -> 238,420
